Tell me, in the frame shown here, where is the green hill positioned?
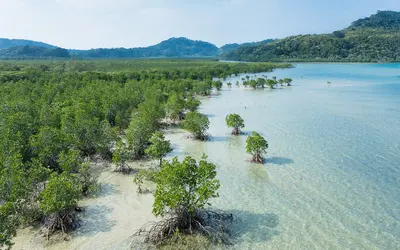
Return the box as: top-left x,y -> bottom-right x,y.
1,11 -> 399,61
0,38 -> 55,49
71,37 -> 219,58
0,46 -> 70,59
219,39 -> 275,54
221,11 -> 400,62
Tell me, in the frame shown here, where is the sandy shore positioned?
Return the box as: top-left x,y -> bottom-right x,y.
12,161 -> 157,250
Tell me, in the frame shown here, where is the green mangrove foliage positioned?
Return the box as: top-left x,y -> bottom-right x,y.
212,80 -> 223,91
246,132 -> 269,163
137,155 -> 235,245
145,131 -> 173,167
243,77 -> 293,89
182,112 -> 210,140
225,114 -> 245,135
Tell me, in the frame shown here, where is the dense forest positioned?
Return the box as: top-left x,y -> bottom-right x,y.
221,11 -> 400,62
0,59 -> 291,248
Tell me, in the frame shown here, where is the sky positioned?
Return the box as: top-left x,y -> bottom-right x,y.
0,0 -> 399,49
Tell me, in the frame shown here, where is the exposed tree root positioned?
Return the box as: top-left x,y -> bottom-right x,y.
250,154 -> 264,163
114,163 -> 132,174
183,133 -> 210,141
135,209 -> 237,246
231,128 -> 245,136
42,210 -> 81,240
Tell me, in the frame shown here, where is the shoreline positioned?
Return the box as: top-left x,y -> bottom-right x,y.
12,159 -> 158,250
12,129 -> 197,250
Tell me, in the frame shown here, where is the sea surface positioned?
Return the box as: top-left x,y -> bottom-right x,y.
167,63 -> 400,249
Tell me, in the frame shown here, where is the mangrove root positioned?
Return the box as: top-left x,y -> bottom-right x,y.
115,163 -> 132,174
251,154 -> 264,164
42,211 -> 81,239
135,209 -> 237,245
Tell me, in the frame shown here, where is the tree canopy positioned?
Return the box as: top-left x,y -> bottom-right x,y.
246,132 -> 269,163
182,112 -> 210,140
136,155 -> 234,245
153,156 -> 220,217
145,131 -> 172,166
225,114 -> 245,135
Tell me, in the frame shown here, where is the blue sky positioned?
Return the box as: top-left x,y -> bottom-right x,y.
0,0 -> 399,49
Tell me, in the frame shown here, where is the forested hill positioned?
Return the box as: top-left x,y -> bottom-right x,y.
0,38 -> 55,49
0,46 -> 70,59
71,37 -> 219,58
1,10 -> 399,61
219,39 -> 275,54
0,37 -> 222,59
221,11 -> 400,62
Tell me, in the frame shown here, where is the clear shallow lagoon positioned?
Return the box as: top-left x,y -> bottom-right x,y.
167,63 -> 400,249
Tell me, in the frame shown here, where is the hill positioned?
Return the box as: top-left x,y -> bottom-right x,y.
221,11 -> 400,62
219,39 -> 275,54
0,38 -> 55,49
71,37 -> 219,58
0,46 -> 70,59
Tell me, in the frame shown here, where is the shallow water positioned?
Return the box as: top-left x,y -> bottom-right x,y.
167,63 -> 400,249
13,63 -> 400,250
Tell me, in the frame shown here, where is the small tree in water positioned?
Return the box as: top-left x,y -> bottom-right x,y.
246,132 -> 268,163
145,131 -> 172,167
182,111 -> 210,140
225,113 -> 245,135
136,156 -> 234,245
284,78 -> 293,86
212,80 -> 223,91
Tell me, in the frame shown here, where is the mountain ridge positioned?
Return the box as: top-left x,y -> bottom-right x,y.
0,38 -> 56,50
1,10 -> 399,61
221,10 -> 400,62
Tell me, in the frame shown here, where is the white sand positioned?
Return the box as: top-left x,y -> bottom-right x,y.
13,165 -> 156,250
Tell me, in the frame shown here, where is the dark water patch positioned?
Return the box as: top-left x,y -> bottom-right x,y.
265,157 -> 294,166
209,136 -> 231,142
75,205 -> 115,237
228,210 -> 280,243
99,183 -> 119,197
204,113 -> 216,118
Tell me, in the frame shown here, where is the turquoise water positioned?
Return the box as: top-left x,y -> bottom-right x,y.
168,63 -> 400,249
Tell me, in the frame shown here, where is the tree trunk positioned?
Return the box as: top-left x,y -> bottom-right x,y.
252,153 -> 264,163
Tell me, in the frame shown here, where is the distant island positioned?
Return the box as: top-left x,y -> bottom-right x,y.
0,10 -> 399,62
